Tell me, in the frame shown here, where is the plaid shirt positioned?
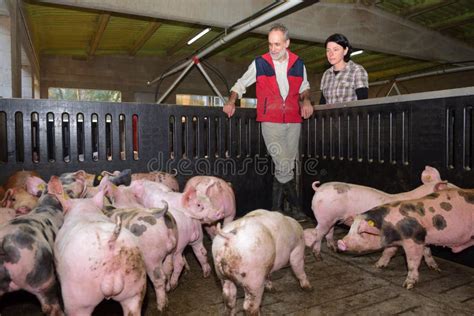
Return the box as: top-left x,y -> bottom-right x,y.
320,60 -> 368,104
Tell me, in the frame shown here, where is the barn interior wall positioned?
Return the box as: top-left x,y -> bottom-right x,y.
40,54 -> 474,105
39,54 -> 256,104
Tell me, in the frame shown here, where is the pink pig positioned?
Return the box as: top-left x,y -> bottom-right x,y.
183,176 -> 236,237
50,176 -> 147,315
304,166 -> 452,261
131,171 -> 179,192
212,209 -> 312,315
337,184 -> 474,289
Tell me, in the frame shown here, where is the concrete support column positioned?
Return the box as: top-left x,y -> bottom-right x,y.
0,15 -> 11,98
10,0 -> 21,97
22,63 -> 32,98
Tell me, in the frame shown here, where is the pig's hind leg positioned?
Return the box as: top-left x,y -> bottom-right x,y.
423,247 -> 440,271
147,263 -> 168,311
289,242 -> 312,291
222,280 -> 237,316
119,290 -> 146,316
33,282 -> 64,316
169,253 -> 186,290
191,242 -> 211,278
311,219 -> 338,260
401,241 -> 424,290
242,280 -> 265,316
325,226 -> 337,252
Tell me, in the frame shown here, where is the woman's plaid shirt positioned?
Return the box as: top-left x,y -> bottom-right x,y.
320,60 -> 368,104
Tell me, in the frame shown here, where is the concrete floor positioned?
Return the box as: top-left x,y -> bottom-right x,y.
0,224 -> 473,315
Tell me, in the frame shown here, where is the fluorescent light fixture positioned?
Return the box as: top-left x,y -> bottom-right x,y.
350,50 -> 364,57
187,28 -> 211,45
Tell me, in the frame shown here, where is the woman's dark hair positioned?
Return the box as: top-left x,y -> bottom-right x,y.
325,33 -> 352,62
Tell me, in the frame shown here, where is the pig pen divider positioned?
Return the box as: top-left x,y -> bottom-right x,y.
1,86 -> 474,266
300,86 -> 474,267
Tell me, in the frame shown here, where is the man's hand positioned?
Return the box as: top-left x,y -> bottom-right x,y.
301,101 -> 314,119
300,90 -> 314,119
223,91 -> 238,118
223,102 -> 236,118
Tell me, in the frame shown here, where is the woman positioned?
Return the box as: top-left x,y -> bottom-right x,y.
320,33 -> 368,104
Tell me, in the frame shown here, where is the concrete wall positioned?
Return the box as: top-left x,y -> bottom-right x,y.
39,54 -> 474,105
39,54 -> 258,103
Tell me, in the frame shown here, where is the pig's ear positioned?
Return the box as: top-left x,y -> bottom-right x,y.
48,176 -> 72,212
73,170 -> 87,181
434,181 -> 449,192
421,165 -> 441,184
26,176 -> 47,197
357,219 -> 381,235
1,189 -> 14,207
312,181 -> 321,192
182,186 -> 197,208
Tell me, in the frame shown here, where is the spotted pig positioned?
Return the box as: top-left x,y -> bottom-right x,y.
304,166 -> 454,262
337,185 -> 474,289
0,181 -> 64,315
101,178 -> 178,313
128,180 -> 211,290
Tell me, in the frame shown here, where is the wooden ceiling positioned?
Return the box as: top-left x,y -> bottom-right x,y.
23,0 -> 474,82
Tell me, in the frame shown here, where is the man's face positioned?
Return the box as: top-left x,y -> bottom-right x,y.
268,30 -> 289,61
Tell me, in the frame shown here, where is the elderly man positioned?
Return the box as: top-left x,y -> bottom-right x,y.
223,23 -> 313,221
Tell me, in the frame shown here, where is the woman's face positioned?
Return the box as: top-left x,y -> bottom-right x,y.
326,41 -> 348,68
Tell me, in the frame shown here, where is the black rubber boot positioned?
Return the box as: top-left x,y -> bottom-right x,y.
271,177 -> 284,212
284,179 -> 309,222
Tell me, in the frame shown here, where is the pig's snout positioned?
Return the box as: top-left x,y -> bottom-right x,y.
337,240 -> 347,252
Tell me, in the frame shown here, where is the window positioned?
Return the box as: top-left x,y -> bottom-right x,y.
48,88 -> 121,102
176,94 -> 256,108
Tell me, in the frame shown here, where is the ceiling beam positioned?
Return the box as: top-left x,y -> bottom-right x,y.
369,62 -> 439,81
88,13 -> 110,57
365,58 -> 420,73
238,41 -> 267,58
36,0 -> 474,63
129,21 -> 161,56
166,29 -> 197,56
430,12 -> 474,31
360,55 -> 405,69
400,0 -> 458,19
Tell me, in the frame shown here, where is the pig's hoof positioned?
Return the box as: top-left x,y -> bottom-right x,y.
313,253 -> 323,261
374,261 -> 388,269
169,282 -> 178,291
327,243 -> 338,252
403,279 -> 416,290
301,282 -> 313,292
203,269 -> 211,278
426,263 -> 441,272
264,280 -> 274,292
